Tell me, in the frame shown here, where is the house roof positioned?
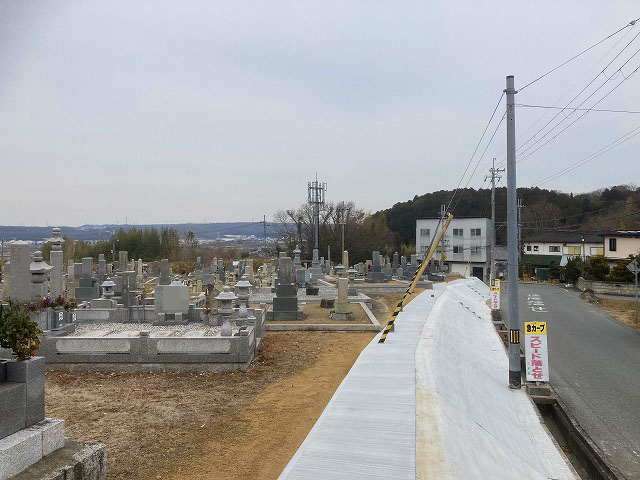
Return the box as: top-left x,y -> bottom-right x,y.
522,231 -> 603,244
602,231 -> 640,238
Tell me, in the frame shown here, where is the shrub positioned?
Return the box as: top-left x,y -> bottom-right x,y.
0,300 -> 43,360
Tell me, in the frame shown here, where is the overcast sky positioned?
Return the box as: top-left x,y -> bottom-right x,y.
1,1 -> 639,226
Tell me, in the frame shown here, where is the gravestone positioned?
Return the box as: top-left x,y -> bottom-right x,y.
267,256 -> 303,320
366,251 -> 386,283
118,251 -> 128,273
97,253 -> 107,281
5,241 -> 32,303
160,258 -> 171,285
49,228 -> 64,299
75,257 -> 100,302
30,250 -> 52,300
392,252 -> 399,269
154,279 -> 190,324
331,278 -> 352,320
309,248 -> 324,281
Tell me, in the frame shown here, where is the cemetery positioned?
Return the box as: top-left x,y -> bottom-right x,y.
0,226 -> 433,479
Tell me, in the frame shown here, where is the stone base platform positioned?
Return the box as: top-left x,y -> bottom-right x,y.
0,418 -> 65,480
12,439 -> 107,480
266,309 -> 304,321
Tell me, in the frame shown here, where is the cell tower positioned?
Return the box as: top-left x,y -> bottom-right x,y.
307,175 -> 327,254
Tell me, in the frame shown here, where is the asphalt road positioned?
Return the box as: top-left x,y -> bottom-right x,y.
517,283 -> 640,479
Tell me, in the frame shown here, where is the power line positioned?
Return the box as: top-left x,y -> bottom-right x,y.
531,126 -> 640,187
552,210 -> 640,231
451,113 -> 506,214
516,104 -> 640,114
518,66 -> 640,164
446,92 -> 504,213
519,17 -> 640,92
496,30 -> 640,170
519,199 -> 640,225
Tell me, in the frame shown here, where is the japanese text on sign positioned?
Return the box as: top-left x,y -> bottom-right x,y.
491,285 -> 500,310
524,321 -> 549,382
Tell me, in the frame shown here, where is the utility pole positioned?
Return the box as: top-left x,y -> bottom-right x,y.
505,75 -> 521,389
517,198 -> 524,260
439,204 -> 446,269
263,215 -> 267,251
337,203 -> 352,256
486,159 -> 504,284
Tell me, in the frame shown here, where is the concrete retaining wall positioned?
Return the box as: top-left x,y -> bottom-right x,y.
576,277 -> 638,297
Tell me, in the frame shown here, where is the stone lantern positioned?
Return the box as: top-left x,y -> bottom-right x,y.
234,274 -> 252,327
216,286 -> 237,336
347,267 -> 358,296
30,250 -> 52,300
101,277 -> 116,299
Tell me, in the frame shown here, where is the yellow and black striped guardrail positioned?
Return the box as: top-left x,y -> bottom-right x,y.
378,213 -> 453,344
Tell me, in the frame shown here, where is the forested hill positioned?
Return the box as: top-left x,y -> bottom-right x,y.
380,185 -> 640,245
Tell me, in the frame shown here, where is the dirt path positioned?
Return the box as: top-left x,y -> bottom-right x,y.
45,331 -> 375,479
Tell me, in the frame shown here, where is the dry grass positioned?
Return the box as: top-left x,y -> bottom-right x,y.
590,296 -> 640,329
45,331 -> 375,480
368,288 -> 426,325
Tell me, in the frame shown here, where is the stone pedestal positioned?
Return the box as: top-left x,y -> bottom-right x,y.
331,278 -> 352,320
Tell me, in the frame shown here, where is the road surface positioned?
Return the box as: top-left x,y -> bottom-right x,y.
518,283 -> 640,479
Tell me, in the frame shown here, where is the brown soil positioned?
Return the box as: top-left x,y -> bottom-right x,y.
270,302 -> 373,325
45,331 -> 375,480
588,296 -> 640,329
368,289 -> 426,325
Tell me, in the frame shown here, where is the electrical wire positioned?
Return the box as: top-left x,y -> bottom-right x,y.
516,104 -> 640,114
518,199 -> 639,225
519,17 -> 640,92
552,210 -> 640,231
446,92 -> 505,213
531,126 -> 640,187
518,65 -> 640,163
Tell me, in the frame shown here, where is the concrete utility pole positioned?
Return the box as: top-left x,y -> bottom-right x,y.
486,158 -> 504,284
517,198 -> 524,260
337,204 -> 351,255
505,75 -> 521,389
439,204 -> 447,269
263,215 -> 267,251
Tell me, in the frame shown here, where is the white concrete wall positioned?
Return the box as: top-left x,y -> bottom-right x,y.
604,235 -> 640,260
415,279 -> 576,479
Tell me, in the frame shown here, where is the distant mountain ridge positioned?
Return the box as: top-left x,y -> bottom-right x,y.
0,222 -> 280,242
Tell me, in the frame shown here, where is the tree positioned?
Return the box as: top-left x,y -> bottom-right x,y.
565,257 -> 583,283
585,255 -> 609,281
609,255 -> 636,282
273,201 -> 389,264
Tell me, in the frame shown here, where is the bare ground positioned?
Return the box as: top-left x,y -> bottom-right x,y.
45,331 -> 375,480
585,296 -> 640,329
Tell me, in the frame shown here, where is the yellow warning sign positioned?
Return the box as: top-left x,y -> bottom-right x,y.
524,321 -> 547,335
490,286 -> 500,292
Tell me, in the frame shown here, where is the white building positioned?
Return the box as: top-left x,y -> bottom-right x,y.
416,217 -> 492,280
603,231 -> 640,262
521,231 -> 603,266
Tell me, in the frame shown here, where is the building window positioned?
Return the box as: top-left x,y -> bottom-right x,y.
591,246 -> 604,255
549,245 -> 560,253
470,246 -> 481,255
470,228 -> 481,237
526,245 -> 532,252
453,245 -> 461,254
420,228 -> 430,237
609,238 -> 617,252
565,246 -> 581,255
453,228 -> 463,237
533,245 -> 539,252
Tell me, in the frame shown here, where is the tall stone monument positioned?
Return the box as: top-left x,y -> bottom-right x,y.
4,241 -> 32,303
49,227 -> 64,299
